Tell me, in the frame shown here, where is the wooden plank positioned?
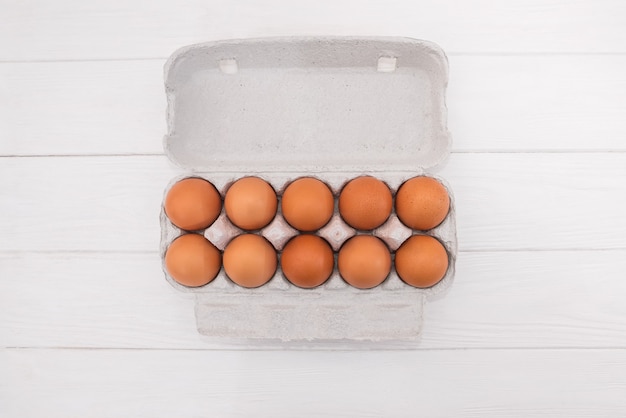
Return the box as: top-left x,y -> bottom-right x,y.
0,253 -> 199,349
0,156 -> 177,253
448,55 -> 626,151
0,61 -> 166,156
2,56 -> 626,155
423,250 -> 626,348
1,0 -> 625,61
2,348 -> 625,417
1,251 -> 625,349
0,154 -> 624,252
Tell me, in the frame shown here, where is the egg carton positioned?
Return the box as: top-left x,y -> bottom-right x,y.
160,37 -> 456,345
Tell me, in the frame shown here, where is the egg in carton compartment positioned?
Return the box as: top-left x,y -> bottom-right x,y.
160,37 -> 456,345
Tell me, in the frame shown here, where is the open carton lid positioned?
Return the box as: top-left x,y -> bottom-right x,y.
164,37 -> 450,173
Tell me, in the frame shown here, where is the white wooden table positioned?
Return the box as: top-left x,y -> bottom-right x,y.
2,1 -> 626,416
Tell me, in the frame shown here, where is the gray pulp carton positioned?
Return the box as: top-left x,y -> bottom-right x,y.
159,37 -> 456,345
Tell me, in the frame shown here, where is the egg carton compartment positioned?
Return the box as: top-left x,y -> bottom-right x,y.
159,172 -> 457,342
160,37 -> 455,344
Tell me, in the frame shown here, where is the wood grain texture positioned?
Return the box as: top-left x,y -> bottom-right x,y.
0,61 -> 166,156
1,0 -> 626,61
2,251 -> 625,349
2,55 -> 626,155
1,154 -> 624,252
448,55 -> 626,151
2,348 -> 625,417
3,1 -> 626,414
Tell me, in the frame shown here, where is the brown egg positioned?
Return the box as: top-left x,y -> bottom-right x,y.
396,176 -> 450,230
339,176 -> 392,230
338,235 -> 391,289
224,177 -> 277,230
164,234 -> 221,287
281,235 -> 334,288
164,177 -> 222,230
395,235 -> 449,288
281,177 -> 334,231
223,234 -> 277,288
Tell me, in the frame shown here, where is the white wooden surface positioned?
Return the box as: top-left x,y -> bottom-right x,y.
2,1 -> 626,416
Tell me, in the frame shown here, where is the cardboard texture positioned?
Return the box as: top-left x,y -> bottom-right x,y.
160,37 -> 456,345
